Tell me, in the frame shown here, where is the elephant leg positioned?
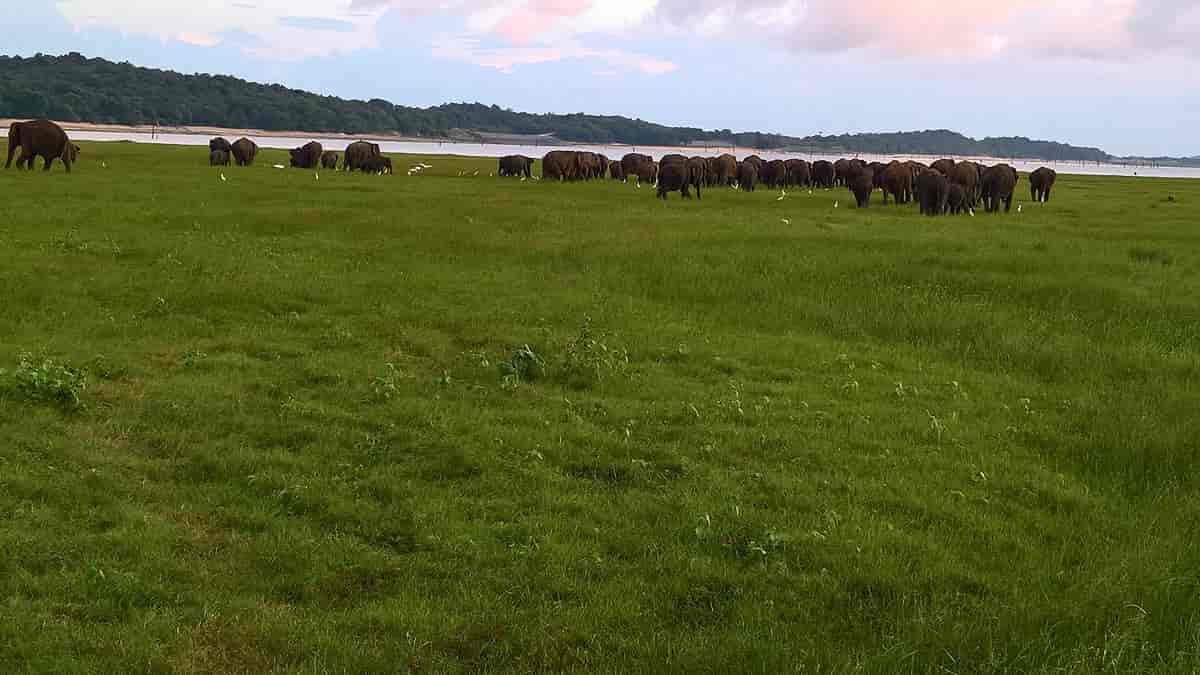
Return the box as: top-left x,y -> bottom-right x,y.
1043,187 -> 1051,203
43,154 -> 54,171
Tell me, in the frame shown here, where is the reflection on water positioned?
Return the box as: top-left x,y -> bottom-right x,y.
70,130 -> 1200,179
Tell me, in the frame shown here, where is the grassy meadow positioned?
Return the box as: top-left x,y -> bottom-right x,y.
1,141 -> 1198,673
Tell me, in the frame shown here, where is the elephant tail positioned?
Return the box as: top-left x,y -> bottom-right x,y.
60,137 -> 73,171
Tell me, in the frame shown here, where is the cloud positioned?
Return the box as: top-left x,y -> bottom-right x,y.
433,36 -> 677,75
354,0 -> 666,73
54,0 -> 387,59
278,17 -> 359,33
51,0 -> 1200,68
652,0 -> 1199,61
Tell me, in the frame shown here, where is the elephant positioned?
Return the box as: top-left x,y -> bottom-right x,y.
656,161 -> 692,200
499,154 -> 534,178
596,154 -> 610,179
785,158 -> 811,188
320,151 -> 339,170
851,169 -> 875,208
881,161 -> 913,205
842,159 -> 867,187
634,160 -> 658,185
760,159 -> 787,189
947,183 -> 968,214
833,158 -> 851,186
343,141 -> 381,172
660,153 -> 687,167
917,170 -> 950,216
811,160 -> 835,188
742,155 -> 765,173
542,150 -> 578,181
980,164 -> 1018,212
621,153 -> 652,181
210,137 -> 233,153
906,160 -> 929,185
738,161 -> 759,192
705,157 -> 720,186
576,151 -> 603,179
806,159 -> 835,187
949,162 -> 980,207
360,155 -> 392,174
6,119 -> 78,172
713,154 -> 738,186
868,162 -> 889,190
1030,167 -> 1057,202
209,149 -> 230,166
685,157 -> 707,199
289,141 -> 323,169
931,158 -> 956,176
231,138 -> 258,166
608,160 -> 624,180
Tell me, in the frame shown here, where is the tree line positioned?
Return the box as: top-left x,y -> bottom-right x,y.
0,52 -> 1112,161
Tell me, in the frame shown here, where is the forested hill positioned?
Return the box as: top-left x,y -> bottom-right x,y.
1,52 -> 1112,161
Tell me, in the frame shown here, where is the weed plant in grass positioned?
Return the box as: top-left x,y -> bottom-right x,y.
1,141 -> 1199,673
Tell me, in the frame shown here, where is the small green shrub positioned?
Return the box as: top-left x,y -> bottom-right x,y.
559,317 -> 629,389
499,345 -> 546,387
2,352 -> 88,411
369,362 -> 408,402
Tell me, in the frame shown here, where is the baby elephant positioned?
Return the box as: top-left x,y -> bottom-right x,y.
656,161 -> 692,200
321,151 -> 339,170
209,149 -> 230,166
947,184 -> 968,214
851,169 -> 874,208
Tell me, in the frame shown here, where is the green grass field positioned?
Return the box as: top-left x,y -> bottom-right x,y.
2,141 -> 1198,673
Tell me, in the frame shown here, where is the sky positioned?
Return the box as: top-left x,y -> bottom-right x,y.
5,0 -> 1200,156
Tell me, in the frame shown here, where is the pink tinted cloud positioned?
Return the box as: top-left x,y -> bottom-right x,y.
654,0 -> 1184,61
493,0 -> 593,44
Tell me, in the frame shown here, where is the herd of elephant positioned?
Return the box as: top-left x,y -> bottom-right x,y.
500,151 -> 1059,213
4,118 -> 1058,214
207,137 -> 394,174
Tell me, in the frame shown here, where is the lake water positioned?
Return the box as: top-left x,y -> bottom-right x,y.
69,129 -> 1200,179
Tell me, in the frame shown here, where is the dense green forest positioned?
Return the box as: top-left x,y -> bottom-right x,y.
0,52 -> 1114,160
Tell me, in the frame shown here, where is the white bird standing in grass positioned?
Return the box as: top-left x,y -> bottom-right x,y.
777,190 -> 787,201
969,208 -> 975,217
472,169 -> 479,176
315,172 -> 319,181
219,173 -> 226,182
781,218 -> 791,225
1017,204 -> 1023,213
834,200 -> 839,208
